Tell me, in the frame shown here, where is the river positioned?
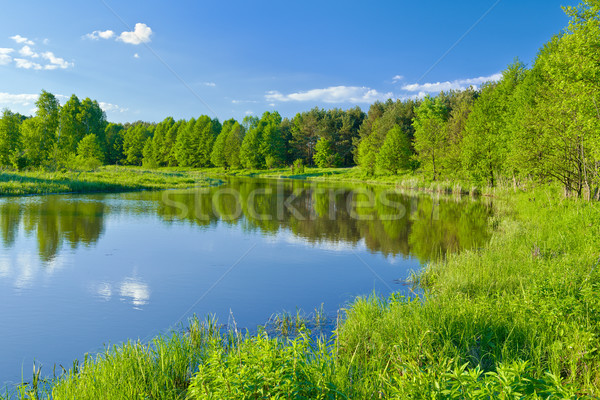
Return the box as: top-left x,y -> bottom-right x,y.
0,177 -> 492,387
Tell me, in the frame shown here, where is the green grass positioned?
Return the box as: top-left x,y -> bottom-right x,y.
4,171 -> 600,399
0,166 -> 218,196
206,166 -> 494,197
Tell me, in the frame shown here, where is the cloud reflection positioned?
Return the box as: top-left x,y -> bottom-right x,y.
119,277 -> 151,309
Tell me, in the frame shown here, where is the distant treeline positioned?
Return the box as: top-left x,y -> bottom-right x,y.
1,2 -> 599,198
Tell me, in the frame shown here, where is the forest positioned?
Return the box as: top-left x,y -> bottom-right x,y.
1,2 -> 599,200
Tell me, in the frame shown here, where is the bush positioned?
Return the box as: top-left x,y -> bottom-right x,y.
292,158 -> 305,174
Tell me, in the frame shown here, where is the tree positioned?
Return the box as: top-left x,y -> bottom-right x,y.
174,118 -> 197,167
28,90 -> 60,166
462,62 -> 525,186
104,123 -> 125,165
76,134 -> 104,170
211,119 -> 235,168
356,100 -> 416,174
0,109 -> 22,166
444,88 -> 477,177
123,124 -> 152,165
142,137 -> 157,168
523,1 -> 600,198
240,125 -> 262,169
151,117 -> 175,166
225,122 -> 245,169
412,96 -> 449,180
375,125 -> 411,174
313,138 -> 339,168
290,108 -> 324,165
258,111 -> 285,168
57,94 -> 84,162
240,111 -> 285,169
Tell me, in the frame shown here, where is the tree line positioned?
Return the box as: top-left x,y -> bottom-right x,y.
0,1 -> 599,198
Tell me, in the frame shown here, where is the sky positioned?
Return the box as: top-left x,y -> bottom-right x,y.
0,0 -> 578,123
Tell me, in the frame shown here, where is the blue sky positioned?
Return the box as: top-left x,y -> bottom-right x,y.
0,0 -> 577,123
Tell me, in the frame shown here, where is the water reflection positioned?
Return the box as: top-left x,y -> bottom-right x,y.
155,178 -> 492,261
0,178 -> 492,264
119,277 -> 151,309
0,177 -> 495,386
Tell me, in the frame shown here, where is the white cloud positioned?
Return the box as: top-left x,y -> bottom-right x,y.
245,110 -> 254,115
392,75 -> 404,83
99,101 -> 128,113
266,86 -> 394,104
232,99 -> 258,104
117,23 -> 152,45
133,53 -> 140,58
401,73 -> 502,93
84,29 -> 115,40
202,82 -> 216,87
19,45 -> 38,58
0,48 -> 14,65
0,92 -> 39,107
14,58 -> 42,70
10,35 -> 34,45
41,51 -> 73,69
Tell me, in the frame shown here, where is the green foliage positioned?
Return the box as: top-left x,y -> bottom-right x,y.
224,122 -> 244,169
292,158 -> 305,174
103,123 -> 125,165
356,100 -> 416,175
142,137 -> 158,168
412,96 -> 449,180
210,119 -> 235,168
0,109 -> 22,166
75,134 -> 104,170
123,124 -> 152,166
375,125 -> 411,174
313,137 -> 339,168
461,62 -> 525,186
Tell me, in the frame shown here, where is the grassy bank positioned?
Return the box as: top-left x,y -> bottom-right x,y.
7,181 -> 599,399
208,166 -> 496,197
0,166 -> 217,196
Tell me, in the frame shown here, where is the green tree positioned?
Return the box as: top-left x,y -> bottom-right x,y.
462,62 -> 525,186
0,109 -> 22,166
225,122 -> 245,169
211,119 -> 235,168
142,137 -> 157,168
524,1 -> 600,197
27,90 -> 60,166
104,123 -> 126,165
174,118 -> 197,167
123,124 -> 152,165
76,134 -> 104,170
151,117 -> 175,166
259,111 -> 285,168
375,125 -> 411,174
313,138 -> 339,168
412,96 -> 449,180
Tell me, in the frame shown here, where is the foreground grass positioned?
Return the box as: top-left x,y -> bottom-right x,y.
0,166 -> 217,196
6,179 -> 600,398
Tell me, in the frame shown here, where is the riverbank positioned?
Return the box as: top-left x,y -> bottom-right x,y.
205,166 -> 498,197
6,170 -> 600,399
0,167 -> 217,197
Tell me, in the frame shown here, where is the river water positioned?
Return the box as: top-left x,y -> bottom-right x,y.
0,177 -> 492,386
